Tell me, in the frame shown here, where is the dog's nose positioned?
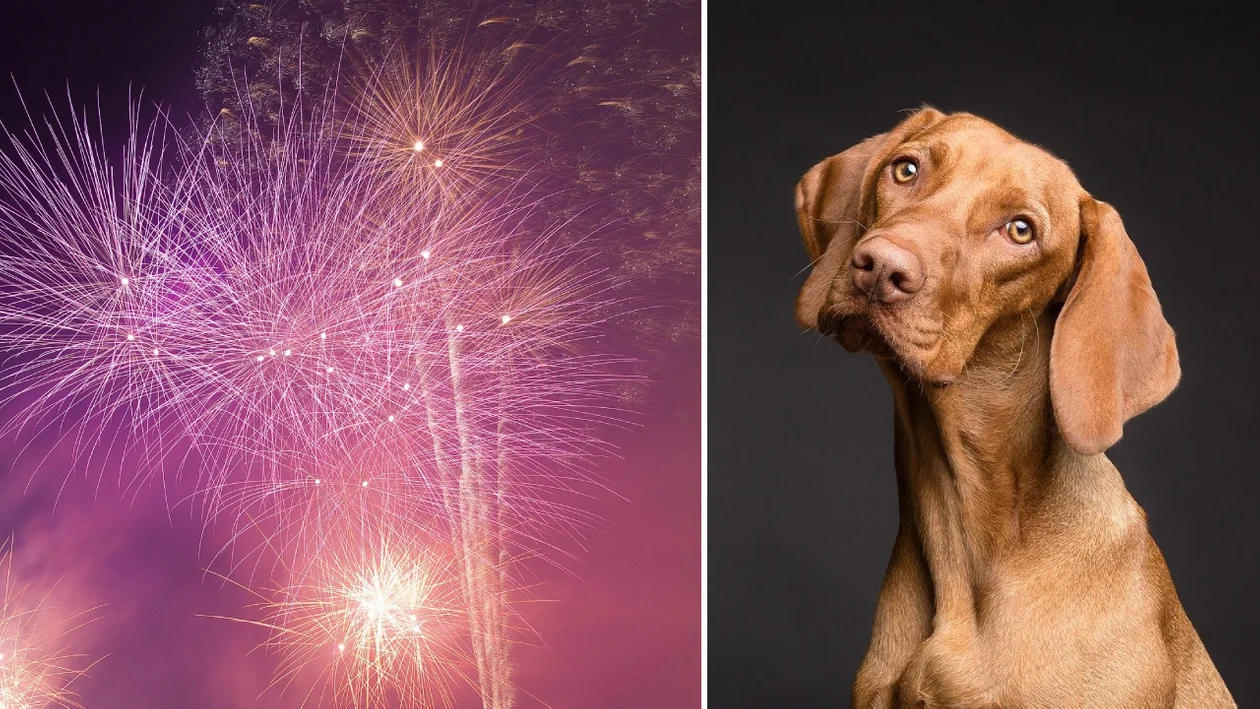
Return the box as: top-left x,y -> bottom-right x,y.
851,238 -> 924,304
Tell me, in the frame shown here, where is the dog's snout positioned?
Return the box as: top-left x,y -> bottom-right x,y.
851,238 -> 924,304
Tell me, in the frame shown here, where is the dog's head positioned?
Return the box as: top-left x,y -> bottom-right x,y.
795,108 -> 1179,455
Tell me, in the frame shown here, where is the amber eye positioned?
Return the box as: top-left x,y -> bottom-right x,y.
891,159 -> 918,184
1005,218 -> 1034,244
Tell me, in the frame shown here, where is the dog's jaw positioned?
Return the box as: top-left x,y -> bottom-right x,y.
818,303 -> 955,386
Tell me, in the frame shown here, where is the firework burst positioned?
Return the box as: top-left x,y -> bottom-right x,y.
336,35 -> 545,199
209,521 -> 477,708
0,541 -> 100,709
0,82 -> 625,508
1,50 -> 628,705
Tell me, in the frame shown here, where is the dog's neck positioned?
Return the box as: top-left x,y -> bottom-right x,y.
880,310 -> 1098,629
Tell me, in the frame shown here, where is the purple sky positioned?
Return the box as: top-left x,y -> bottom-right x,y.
0,2 -> 699,706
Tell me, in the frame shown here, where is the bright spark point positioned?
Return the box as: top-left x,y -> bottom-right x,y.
433,159 -> 443,167
421,250 -> 431,260
454,324 -> 464,332
361,481 -> 369,487
388,415 -> 395,422
337,643 -> 346,653
125,334 -> 135,341
257,355 -> 265,362
402,383 -> 410,391
269,350 -> 276,356
393,278 -> 403,287
120,277 -> 129,286
412,140 -> 424,152
314,479 -> 322,485
321,332 -> 327,340
501,315 -> 512,324
283,349 -> 291,356
326,366 -> 335,373
153,348 -> 160,356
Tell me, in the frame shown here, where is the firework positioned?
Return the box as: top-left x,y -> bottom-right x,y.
0,541 -> 100,709
336,36 -> 544,199
208,518 -> 478,708
197,0 -> 702,319
1,60 -> 627,705
0,83 -> 625,509
0,0 -> 704,704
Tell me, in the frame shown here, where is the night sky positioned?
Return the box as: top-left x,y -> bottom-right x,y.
709,3 -> 1260,706
0,2 -> 700,707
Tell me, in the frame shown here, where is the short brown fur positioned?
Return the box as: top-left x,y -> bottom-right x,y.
795,109 -> 1233,708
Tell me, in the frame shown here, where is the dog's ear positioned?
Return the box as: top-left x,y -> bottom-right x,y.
1050,198 -> 1180,455
795,108 -> 945,329
795,132 -> 885,264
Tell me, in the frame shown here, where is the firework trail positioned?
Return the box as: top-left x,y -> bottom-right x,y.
0,540 -> 100,709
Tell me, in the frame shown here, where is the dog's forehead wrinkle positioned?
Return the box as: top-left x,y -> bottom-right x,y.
965,184 -> 1048,228
922,130 -> 1074,197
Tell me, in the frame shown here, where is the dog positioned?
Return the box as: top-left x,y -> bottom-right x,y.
794,108 -> 1234,708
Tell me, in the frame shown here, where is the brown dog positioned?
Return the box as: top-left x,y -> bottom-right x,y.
795,108 -> 1234,708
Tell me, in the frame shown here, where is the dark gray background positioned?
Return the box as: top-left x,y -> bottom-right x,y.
710,4 -> 1259,705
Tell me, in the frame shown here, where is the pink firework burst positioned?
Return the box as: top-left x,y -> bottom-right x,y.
0,83 -> 627,511
204,517 -> 479,708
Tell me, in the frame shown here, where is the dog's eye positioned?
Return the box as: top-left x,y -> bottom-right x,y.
1005,218 -> 1035,244
891,159 -> 918,184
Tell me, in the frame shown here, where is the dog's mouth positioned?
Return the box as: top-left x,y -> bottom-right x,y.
818,306 -> 952,385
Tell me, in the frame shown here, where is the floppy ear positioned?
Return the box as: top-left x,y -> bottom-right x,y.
795,132 -> 886,264
795,108 -> 945,329
1050,198 -> 1180,455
